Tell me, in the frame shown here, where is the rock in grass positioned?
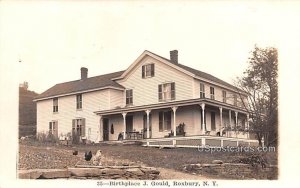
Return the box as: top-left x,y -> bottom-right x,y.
212,160 -> 223,164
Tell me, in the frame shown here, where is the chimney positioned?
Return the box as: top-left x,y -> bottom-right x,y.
170,50 -> 178,64
81,67 -> 88,80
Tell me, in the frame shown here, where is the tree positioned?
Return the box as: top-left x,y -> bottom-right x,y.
236,45 -> 278,147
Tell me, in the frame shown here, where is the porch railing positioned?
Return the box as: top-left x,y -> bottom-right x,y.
142,135 -> 260,148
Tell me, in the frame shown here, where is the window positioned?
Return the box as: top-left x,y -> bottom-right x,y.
142,64 -> 155,78
159,111 -> 171,131
53,98 -> 58,112
49,121 -> 58,137
233,94 -> 237,106
72,118 -> 86,137
76,94 -> 82,109
126,89 -> 133,105
200,83 -> 205,98
222,90 -> 227,103
210,87 -> 215,100
158,82 -> 175,102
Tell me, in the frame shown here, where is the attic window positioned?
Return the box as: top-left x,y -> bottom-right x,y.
76,94 -> 82,109
142,64 -> 155,78
53,98 -> 58,112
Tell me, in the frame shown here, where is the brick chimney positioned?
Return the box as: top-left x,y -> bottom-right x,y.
81,67 -> 88,80
170,50 -> 178,64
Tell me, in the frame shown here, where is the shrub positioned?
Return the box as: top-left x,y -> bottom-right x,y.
36,132 -> 58,143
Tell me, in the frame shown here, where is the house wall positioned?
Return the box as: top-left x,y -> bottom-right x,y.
193,79 -> 247,108
109,89 -> 124,109
117,56 -> 194,106
104,114 -> 123,141
36,89 -> 122,143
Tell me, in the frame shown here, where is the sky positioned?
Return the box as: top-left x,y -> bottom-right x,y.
0,1 -> 291,94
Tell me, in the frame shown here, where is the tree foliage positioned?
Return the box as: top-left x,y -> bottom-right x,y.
237,45 -> 278,146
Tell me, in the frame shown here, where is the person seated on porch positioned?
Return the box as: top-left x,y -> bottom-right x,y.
177,123 -> 185,135
168,123 -> 186,137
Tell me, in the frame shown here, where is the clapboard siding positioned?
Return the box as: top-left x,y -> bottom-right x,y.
193,79 -> 246,108
109,89 -> 124,109
117,56 -> 194,106
36,89 -> 120,143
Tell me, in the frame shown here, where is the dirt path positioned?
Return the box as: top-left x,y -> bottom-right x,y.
158,168 -> 209,180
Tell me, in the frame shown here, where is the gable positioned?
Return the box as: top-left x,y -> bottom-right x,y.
114,50 -> 245,95
113,50 -> 194,81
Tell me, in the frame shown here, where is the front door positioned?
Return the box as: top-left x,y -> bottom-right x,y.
103,118 -> 109,141
126,115 -> 133,132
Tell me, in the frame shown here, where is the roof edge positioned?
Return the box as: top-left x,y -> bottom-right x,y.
34,86 -> 124,102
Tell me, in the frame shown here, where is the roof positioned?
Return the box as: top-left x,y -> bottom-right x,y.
35,71 -> 125,100
36,50 -> 244,101
146,50 -> 243,92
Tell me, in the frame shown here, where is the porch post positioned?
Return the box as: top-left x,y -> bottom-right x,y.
172,106 -> 178,137
201,103 -> 206,134
235,111 -> 238,128
235,111 -> 238,138
229,110 -> 232,128
146,109 -> 151,139
247,114 -> 250,139
99,115 -> 102,142
122,112 -> 127,140
228,110 -> 232,137
219,107 -> 223,133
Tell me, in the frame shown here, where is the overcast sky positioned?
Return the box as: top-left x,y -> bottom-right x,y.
0,1 -> 298,93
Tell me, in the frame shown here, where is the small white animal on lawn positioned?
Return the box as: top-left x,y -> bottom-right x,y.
92,150 -> 102,166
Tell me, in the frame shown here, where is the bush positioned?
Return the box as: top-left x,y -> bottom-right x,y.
36,132 -> 58,143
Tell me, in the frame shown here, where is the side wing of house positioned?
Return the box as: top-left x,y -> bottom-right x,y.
36,88 -> 124,143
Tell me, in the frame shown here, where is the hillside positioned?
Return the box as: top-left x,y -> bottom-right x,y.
19,86 -> 38,137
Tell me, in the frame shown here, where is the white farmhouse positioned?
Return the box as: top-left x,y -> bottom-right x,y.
34,50 -> 257,147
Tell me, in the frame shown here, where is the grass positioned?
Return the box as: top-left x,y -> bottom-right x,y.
19,139 -> 278,179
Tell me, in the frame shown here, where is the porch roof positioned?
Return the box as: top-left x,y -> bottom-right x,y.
94,98 -> 248,116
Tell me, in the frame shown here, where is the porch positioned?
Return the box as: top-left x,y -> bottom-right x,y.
94,98 -> 253,144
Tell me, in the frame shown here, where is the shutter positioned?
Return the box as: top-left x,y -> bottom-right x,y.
131,90 -> 133,104
55,121 -> 58,137
49,122 -> 52,131
171,82 -> 175,100
158,84 -> 162,101
151,64 -> 155,77
142,65 -> 145,78
72,119 -> 75,135
82,118 -> 86,137
159,112 -> 163,132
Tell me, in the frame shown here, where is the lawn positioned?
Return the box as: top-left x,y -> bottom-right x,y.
18,139 -> 278,179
